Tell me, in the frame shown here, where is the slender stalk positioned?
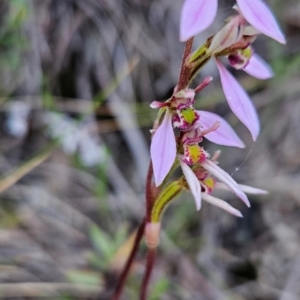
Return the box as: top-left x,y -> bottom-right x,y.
145,161 -> 154,223
139,248 -> 156,300
111,220 -> 146,300
177,38 -> 194,91
111,161 -> 154,300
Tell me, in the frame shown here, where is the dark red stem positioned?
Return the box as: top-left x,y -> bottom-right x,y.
177,38 -> 194,91
111,161 -> 154,300
139,248 -> 156,300
145,161 -> 154,223
111,219 -> 146,300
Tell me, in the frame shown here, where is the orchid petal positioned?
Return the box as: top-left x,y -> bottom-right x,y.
179,159 -> 202,210
215,182 -> 268,195
180,0 -> 218,42
151,110 -> 176,186
216,59 -> 260,141
197,110 -> 245,148
202,193 -> 243,217
236,0 -> 286,44
238,184 -> 269,195
201,160 -> 251,207
244,53 -> 274,79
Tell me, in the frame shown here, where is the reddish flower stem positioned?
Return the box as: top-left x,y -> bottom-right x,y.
139,248 -> 156,300
177,38 -> 194,91
111,219 -> 146,300
145,161 -> 154,223
111,161 -> 154,300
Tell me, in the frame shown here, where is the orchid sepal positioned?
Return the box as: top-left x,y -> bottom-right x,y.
151,110 -> 177,187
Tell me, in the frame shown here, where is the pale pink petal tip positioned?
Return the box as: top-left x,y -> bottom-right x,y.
202,160 -> 251,208
150,101 -> 168,109
150,111 -> 177,186
216,182 -> 268,196
236,0 -> 286,44
216,59 -> 260,141
179,159 -> 202,210
238,184 -> 269,195
180,0 -> 218,42
244,54 -> 274,80
150,101 -> 162,109
197,110 -> 245,148
202,193 -> 243,217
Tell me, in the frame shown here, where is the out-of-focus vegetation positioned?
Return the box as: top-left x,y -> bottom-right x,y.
0,0 -> 300,299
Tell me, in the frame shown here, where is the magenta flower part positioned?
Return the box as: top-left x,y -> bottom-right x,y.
150,110 -> 177,186
216,59 -> 260,141
180,0 -> 218,42
243,53 -> 274,80
179,158 -> 202,210
236,0 -> 286,44
197,110 -> 245,148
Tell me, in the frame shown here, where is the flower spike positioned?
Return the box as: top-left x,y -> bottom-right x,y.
236,0 -> 286,44
151,110 -> 177,186
180,0 -> 218,42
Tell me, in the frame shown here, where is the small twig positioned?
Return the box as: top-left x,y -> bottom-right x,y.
111,220 -> 146,300
140,248 -> 156,300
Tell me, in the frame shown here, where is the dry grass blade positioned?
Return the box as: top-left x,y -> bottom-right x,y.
0,144 -> 56,194
110,229 -> 138,273
94,56 -> 140,109
0,282 -> 102,298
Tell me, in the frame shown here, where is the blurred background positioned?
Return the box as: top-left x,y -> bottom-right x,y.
0,0 -> 299,299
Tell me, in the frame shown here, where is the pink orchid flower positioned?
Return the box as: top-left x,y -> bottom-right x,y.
180,0 -> 286,44
150,110 -> 245,187
181,156 -> 268,217
215,50 -> 275,141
